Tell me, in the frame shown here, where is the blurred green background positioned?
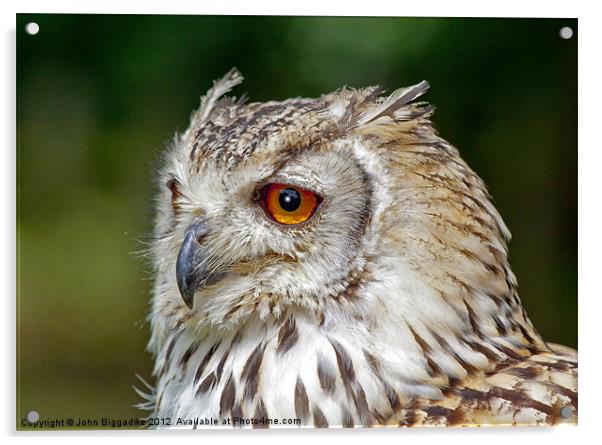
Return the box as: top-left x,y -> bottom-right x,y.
16,15 -> 577,429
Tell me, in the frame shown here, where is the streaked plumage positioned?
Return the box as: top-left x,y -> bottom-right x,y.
142,69 -> 577,428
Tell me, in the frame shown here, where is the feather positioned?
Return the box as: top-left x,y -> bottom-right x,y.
394,350 -> 578,426
353,80 -> 430,127
183,68 -> 244,145
132,374 -> 156,412
197,68 -> 244,123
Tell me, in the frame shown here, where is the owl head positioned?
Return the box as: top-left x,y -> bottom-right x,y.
150,69 -> 542,355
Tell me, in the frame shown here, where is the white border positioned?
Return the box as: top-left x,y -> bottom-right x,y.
3,1 -> 599,444
6,0 -> 584,17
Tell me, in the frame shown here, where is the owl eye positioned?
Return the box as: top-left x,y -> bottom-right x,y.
166,177 -> 181,213
259,183 -> 321,225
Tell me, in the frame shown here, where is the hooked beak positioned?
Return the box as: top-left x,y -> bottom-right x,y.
175,217 -> 225,309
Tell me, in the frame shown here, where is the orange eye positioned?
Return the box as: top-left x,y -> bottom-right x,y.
259,183 -> 321,225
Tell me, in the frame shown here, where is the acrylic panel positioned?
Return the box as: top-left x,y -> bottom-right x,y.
16,14 -> 577,430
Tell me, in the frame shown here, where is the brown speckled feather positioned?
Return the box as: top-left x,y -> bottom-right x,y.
393,348 -> 577,426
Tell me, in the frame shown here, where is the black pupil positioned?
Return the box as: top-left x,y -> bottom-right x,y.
279,188 -> 301,212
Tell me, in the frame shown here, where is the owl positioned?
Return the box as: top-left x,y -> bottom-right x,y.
140,69 -> 577,428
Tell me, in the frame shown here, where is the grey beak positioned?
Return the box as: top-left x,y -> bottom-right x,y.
176,218 -> 211,309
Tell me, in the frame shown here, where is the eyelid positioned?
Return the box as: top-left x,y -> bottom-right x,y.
263,176 -> 323,195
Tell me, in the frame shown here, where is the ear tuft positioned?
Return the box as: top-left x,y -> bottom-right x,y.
184,68 -> 244,142
347,81 -> 434,140
355,80 -> 430,126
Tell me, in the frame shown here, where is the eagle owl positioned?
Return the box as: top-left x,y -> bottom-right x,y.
143,69 -> 577,428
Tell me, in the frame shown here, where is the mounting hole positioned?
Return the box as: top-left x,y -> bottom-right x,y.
559,26 -> 573,40
25,22 -> 39,35
560,406 -> 574,418
26,410 -> 40,423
